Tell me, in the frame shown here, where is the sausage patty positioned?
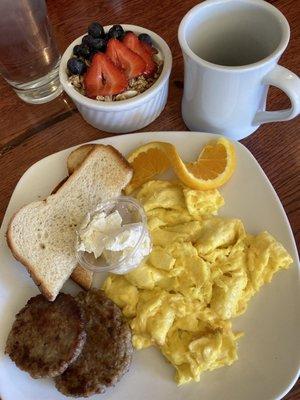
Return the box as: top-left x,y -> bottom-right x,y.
55,290 -> 133,397
5,293 -> 86,378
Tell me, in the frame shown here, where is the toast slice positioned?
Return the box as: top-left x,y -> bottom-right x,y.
7,145 -> 133,300
52,144 -> 97,291
68,144 -> 99,290
70,265 -> 93,291
67,144 -> 95,175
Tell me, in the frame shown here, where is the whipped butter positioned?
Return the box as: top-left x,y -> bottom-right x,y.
76,209 -> 151,273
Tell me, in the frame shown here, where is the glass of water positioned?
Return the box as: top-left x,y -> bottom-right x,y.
0,0 -> 62,104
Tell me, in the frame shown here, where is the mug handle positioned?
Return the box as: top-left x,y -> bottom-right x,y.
254,65 -> 300,124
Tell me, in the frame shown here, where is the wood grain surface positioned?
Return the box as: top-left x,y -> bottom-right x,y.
0,0 -> 299,398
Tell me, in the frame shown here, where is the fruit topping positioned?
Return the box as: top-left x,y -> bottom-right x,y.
106,38 -> 146,79
68,24 -> 162,101
92,38 -> 107,53
123,32 -> 157,77
108,24 -> 125,40
67,57 -> 87,75
138,33 -> 152,46
88,22 -> 105,39
82,34 -> 97,49
82,34 -> 108,54
140,41 -> 157,56
84,53 -> 127,98
73,45 -> 81,57
73,44 -> 91,60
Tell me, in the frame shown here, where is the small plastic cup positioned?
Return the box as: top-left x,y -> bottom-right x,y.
75,196 -> 151,274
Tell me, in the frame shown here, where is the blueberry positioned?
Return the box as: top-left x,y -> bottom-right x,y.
110,30 -> 125,40
73,44 -> 91,59
111,24 -> 123,32
80,44 -> 91,59
67,57 -> 87,75
108,24 -> 125,40
92,38 -> 107,52
88,22 -> 105,38
73,45 -> 81,57
138,33 -> 152,46
103,32 -> 110,41
82,34 -> 96,48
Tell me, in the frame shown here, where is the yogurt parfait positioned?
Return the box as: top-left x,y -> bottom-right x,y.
67,23 -> 163,102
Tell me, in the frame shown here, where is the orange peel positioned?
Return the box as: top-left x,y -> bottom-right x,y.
125,138 -> 236,194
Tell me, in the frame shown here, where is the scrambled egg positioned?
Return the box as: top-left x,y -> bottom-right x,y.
103,180 -> 293,385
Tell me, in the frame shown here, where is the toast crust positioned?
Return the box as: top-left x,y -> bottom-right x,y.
51,177 -> 68,194
67,144 -> 95,175
71,266 -> 93,291
7,221 -> 55,301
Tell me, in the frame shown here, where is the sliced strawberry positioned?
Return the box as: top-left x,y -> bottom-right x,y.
106,39 -> 146,79
123,32 -> 157,77
140,41 -> 158,56
84,53 -> 127,98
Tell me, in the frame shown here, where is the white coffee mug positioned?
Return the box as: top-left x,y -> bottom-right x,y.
178,0 -> 300,140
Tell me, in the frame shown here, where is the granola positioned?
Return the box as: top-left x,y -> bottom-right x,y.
68,56 -> 163,102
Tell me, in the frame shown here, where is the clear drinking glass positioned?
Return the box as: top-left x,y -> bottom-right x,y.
0,0 -> 62,104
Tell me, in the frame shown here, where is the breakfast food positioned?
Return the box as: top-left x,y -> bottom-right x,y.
7,145 -> 133,300
125,138 -> 236,194
70,265 -> 93,291
51,144 -> 96,290
6,290 -> 132,397
5,293 -> 86,378
67,23 -> 163,101
55,290 -> 133,397
103,180 -> 293,385
67,143 -> 95,174
76,205 -> 151,273
5,137 -> 294,393
52,144 -> 134,290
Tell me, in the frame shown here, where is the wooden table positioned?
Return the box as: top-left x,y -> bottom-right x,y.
0,0 -> 299,398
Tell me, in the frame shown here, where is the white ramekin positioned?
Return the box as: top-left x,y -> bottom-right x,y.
59,24 -> 172,133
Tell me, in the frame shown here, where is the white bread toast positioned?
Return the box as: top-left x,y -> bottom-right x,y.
51,144 -> 99,291
71,264 -> 93,291
60,144 -> 96,290
7,145 -> 133,300
51,178 -> 93,291
67,144 -> 95,175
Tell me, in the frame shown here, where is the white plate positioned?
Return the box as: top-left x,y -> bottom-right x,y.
0,132 -> 299,400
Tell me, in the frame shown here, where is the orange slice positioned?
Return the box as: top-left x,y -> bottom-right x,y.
125,138 -> 236,194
